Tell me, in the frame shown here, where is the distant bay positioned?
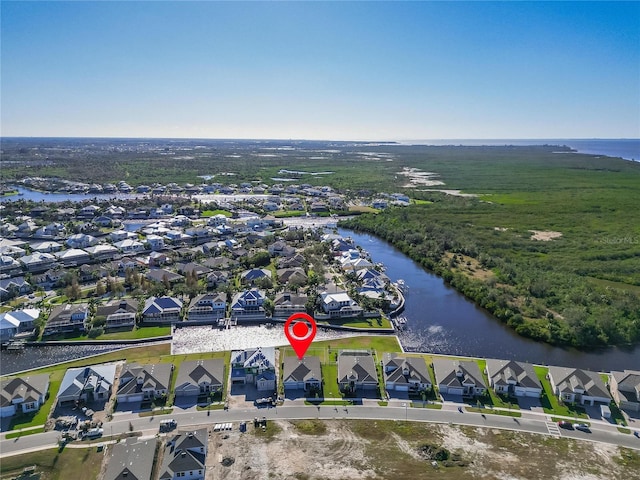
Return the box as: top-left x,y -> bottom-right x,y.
403,139 -> 640,162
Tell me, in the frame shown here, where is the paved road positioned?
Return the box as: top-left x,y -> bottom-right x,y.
1,405 -> 639,458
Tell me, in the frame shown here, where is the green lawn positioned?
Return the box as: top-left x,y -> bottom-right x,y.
0,447 -> 104,480
200,209 -> 232,217
534,366 -> 588,419
476,359 -> 520,410
320,317 -> 393,329
53,326 -> 171,341
320,364 -> 342,399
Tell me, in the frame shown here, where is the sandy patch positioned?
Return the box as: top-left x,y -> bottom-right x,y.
529,230 -> 563,241
494,227 -> 509,231
398,167 -> 446,188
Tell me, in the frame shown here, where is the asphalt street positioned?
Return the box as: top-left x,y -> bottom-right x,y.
1,404 -> 639,458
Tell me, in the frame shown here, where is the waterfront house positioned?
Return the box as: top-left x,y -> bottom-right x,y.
320,291 -> 363,318
174,359 -> 225,399
0,374 -> 50,418
159,429 -> 207,480
187,293 -> 226,322
282,356 -> 322,394
231,347 -> 276,391
57,364 -> 117,405
338,351 -> 378,394
142,296 -> 183,325
485,359 -> 542,398
104,438 -> 156,480
230,289 -> 266,318
547,367 -> 611,406
43,303 -> 89,336
383,353 -> 432,393
273,292 -> 308,318
0,308 -> 40,341
95,299 -> 139,330
433,359 -> 487,397
609,370 -> 640,412
116,363 -> 173,403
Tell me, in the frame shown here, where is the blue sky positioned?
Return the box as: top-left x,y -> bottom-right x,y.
1,1 -> 639,140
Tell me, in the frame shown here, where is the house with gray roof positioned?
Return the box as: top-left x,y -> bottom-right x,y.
159,429 -> 207,480
230,289 -> 266,320
383,354 -> 432,393
187,293 -> 226,322
273,291 -> 308,318
116,363 -> 173,403
96,299 -> 139,330
104,437 -> 157,480
174,359 -> 225,398
547,366 -> 611,406
609,370 -> 640,412
43,303 -> 89,336
485,359 -> 542,398
338,351 -> 378,394
231,347 -> 276,391
0,374 -> 50,418
0,277 -> 32,300
57,364 -> 117,405
433,359 -> 487,397
283,356 -> 322,393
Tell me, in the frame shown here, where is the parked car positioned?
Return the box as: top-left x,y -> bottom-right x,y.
255,397 -> 274,407
633,430 -> 639,438
557,421 -> 573,429
574,423 -> 591,432
159,419 -> 177,432
81,428 -> 104,439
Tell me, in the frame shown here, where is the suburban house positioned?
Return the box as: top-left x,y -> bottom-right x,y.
96,304 -> 137,333
159,429 -> 208,480
0,277 -> 32,300
85,244 -> 119,261
547,367 -> 611,406
337,351 -> 379,394
206,270 -> 230,289
145,234 -> 166,251
43,303 -> 89,336
57,364 -> 117,405
103,438 -> 157,480
174,359 -> 225,399
0,308 -> 40,341
268,241 -> 296,257
19,252 -> 56,272
610,370 -> 640,412
31,240 -> 64,253
0,374 -> 50,418
230,289 -> 266,319
142,296 -> 183,325
240,268 -> 272,285
231,347 -> 276,392
116,363 -> 173,403
56,248 -> 91,266
66,233 -> 97,249
282,356 -> 322,394
0,255 -> 20,274
277,267 -> 308,286
114,239 -> 145,254
382,353 -> 432,393
433,359 -> 487,397
485,359 -> 543,398
187,293 -> 227,322
320,291 -> 363,318
272,292 -> 308,318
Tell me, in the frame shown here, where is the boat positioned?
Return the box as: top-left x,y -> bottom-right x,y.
395,279 -> 408,293
392,316 -> 408,330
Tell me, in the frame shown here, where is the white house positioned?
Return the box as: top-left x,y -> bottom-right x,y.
320,291 -> 362,318
114,239 -> 145,254
231,347 -> 276,391
0,309 -> 40,341
158,429 -> 207,480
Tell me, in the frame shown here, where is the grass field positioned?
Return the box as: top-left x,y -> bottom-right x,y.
0,447 -> 104,480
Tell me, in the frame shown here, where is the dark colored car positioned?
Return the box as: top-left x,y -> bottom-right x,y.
558,421 -> 573,429
633,430 -> 639,438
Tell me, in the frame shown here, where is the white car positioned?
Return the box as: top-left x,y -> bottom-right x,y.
82,428 -> 104,439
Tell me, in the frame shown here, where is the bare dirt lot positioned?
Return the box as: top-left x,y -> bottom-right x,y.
204,419 -> 640,480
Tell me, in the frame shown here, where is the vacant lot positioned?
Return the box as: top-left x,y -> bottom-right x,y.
204,419 -> 640,480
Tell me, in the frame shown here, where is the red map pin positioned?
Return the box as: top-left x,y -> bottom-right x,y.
284,312 -> 317,360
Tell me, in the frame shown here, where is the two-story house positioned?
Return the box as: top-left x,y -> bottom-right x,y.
159,429 -> 208,480
231,347 -> 276,392
142,296 -> 183,325
187,293 -> 226,322
320,291 -> 363,318
610,370 -> 640,412
43,303 -> 89,336
383,353 -> 432,393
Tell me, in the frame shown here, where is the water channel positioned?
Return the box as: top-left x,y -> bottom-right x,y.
1,189 -> 638,374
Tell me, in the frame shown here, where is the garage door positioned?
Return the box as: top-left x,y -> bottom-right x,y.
395,385 -> 410,392
123,394 -> 144,403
